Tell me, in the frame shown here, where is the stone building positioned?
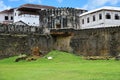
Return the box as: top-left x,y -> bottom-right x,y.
39,8 -> 87,29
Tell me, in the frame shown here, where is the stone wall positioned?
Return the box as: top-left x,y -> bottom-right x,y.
0,23 -> 52,59
0,26 -> 120,59
0,34 -> 29,59
50,27 -> 120,57
53,35 -> 73,52
0,34 -> 53,59
29,34 -> 53,55
70,27 -> 120,56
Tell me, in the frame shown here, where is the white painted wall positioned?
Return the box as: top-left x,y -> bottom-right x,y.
104,11 -> 120,26
14,9 -> 39,26
0,12 -> 13,23
80,10 -> 120,29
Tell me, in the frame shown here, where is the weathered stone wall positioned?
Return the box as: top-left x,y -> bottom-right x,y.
0,26 -> 120,59
50,27 -> 120,57
39,8 -> 87,29
53,35 -> 73,52
0,24 -> 53,59
0,34 -> 53,59
70,27 -> 120,56
28,34 -> 53,55
0,34 -> 29,59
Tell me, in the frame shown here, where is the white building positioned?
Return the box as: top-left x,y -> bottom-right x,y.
79,6 -> 120,29
0,9 -> 14,24
13,8 -> 40,26
0,4 -> 55,26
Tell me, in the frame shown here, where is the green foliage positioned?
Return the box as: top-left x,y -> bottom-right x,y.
0,50 -> 120,80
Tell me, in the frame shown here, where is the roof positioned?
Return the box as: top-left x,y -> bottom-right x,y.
14,20 -> 28,26
18,3 -> 56,10
79,6 -> 120,17
0,8 -> 14,14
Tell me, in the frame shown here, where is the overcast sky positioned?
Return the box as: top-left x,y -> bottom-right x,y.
0,0 -> 120,11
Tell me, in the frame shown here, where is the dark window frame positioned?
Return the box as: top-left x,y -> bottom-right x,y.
93,15 -> 96,21
106,13 -> 111,19
11,16 -> 13,20
87,17 -> 90,23
99,14 -> 102,20
82,19 -> 84,24
5,16 -> 8,20
115,14 -> 119,20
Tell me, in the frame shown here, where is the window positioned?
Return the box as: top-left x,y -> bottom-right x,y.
93,15 -> 96,21
106,13 -> 111,19
82,19 -> 84,24
115,14 -> 119,20
15,13 -> 16,16
87,17 -> 90,23
11,16 -> 13,20
63,18 -> 67,27
99,14 -> 102,20
5,16 -> 8,20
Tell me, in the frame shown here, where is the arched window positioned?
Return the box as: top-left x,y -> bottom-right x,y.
106,13 -> 111,19
115,14 -> 119,20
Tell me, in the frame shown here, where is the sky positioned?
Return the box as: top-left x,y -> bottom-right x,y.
0,0 -> 120,11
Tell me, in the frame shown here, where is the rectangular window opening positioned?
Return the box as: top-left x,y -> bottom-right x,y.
87,17 -> 90,23
82,19 -> 84,24
5,16 -> 8,20
106,13 -> 111,19
93,15 -> 96,21
115,14 -> 119,20
11,16 -> 13,20
99,14 -> 102,20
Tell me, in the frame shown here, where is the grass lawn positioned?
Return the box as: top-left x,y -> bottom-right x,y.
0,50 -> 120,80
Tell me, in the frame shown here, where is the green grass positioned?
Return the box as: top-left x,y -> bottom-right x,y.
0,50 -> 120,80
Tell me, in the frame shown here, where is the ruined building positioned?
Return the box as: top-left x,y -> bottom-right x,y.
39,8 -> 87,29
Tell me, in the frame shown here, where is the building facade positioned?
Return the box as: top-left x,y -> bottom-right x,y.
1,4 -> 120,30
79,7 -> 120,29
13,8 -> 39,26
39,8 -> 87,29
0,9 -> 14,24
0,4 -> 55,26
14,4 -> 55,26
